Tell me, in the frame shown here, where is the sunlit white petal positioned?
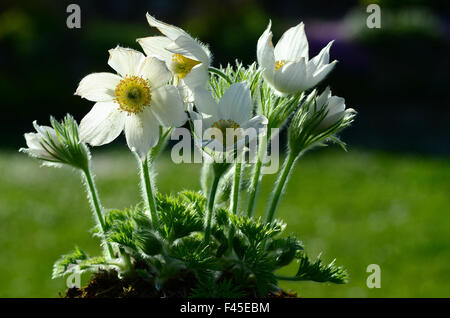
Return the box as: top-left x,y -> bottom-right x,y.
273,58 -> 307,94
182,64 -> 209,91
308,60 -> 337,88
146,13 -> 187,41
218,83 -> 252,124
138,57 -> 171,89
137,36 -> 173,63
308,40 -> 334,69
166,35 -> 210,65
75,72 -> 120,102
79,102 -> 126,146
274,22 -> 309,61
194,86 -> 219,118
108,47 -> 145,77
150,85 -> 187,127
257,21 -> 275,83
124,109 -> 160,158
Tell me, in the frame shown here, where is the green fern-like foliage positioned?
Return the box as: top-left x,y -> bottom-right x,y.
52,247 -> 116,279
293,251 -> 349,284
55,190 -> 347,297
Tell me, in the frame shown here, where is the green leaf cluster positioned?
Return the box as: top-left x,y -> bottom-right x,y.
55,190 -> 347,297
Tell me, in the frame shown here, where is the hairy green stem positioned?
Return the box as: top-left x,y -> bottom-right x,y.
246,135 -> 268,217
227,160 -> 242,254
230,161 -> 242,215
204,174 -> 221,243
265,151 -> 298,223
82,168 -> 114,259
140,155 -> 159,230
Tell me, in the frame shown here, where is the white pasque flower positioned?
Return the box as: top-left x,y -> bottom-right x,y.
20,115 -> 90,169
307,87 -> 355,131
22,122 -> 61,163
257,21 -> 337,95
76,46 -> 187,158
137,13 -> 211,100
190,83 -> 267,153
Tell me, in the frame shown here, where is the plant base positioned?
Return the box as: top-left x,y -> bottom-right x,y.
64,270 -> 297,298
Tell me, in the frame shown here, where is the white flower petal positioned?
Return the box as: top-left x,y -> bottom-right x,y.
177,84 -> 195,104
182,64 -> 209,90
308,60 -> 337,88
32,122 -> 58,143
273,58 -> 307,94
166,35 -> 210,65
218,83 -> 252,124
257,21 -> 275,83
25,132 -> 43,150
327,96 -> 346,117
75,72 -> 120,102
194,87 -> 219,118
313,89 -> 348,131
138,57 -> 171,89
150,85 -> 187,127
108,47 -> 145,77
319,112 -> 345,131
315,86 -> 331,109
137,36 -> 173,63
24,133 -> 55,160
309,40 -> 334,69
79,102 -> 126,146
146,13 -> 187,41
124,109 -> 160,157
274,22 -> 309,62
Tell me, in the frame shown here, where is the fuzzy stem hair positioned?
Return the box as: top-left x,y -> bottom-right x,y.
246,134 -> 268,217
138,154 -> 159,230
230,161 -> 242,215
82,168 -> 114,258
264,150 -> 299,223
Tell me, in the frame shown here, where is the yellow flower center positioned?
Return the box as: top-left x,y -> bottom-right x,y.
211,119 -> 242,147
275,60 -> 286,72
172,54 -> 201,81
114,75 -> 151,114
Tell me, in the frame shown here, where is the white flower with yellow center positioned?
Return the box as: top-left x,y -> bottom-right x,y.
257,21 -> 337,95
190,83 -> 267,153
137,13 -> 211,101
76,46 -> 187,158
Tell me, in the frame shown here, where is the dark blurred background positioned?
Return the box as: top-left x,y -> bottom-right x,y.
0,0 -> 449,153
1,0 -> 450,298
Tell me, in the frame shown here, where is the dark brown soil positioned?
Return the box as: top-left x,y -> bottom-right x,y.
64,270 -> 297,298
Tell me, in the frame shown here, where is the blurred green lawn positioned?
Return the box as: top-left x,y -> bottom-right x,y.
1,148 -> 449,297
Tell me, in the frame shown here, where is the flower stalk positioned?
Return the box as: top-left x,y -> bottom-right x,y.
204,162 -> 228,243
139,154 -> 159,230
227,159 -> 242,251
204,173 -> 221,243
264,150 -> 298,223
230,160 -> 242,215
82,167 -> 115,258
246,133 -> 268,217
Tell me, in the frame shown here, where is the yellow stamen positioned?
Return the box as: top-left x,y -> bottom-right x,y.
275,60 -> 286,72
114,75 -> 151,114
211,119 -> 242,147
172,53 -> 201,81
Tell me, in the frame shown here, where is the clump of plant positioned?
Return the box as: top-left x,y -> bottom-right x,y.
21,13 -> 355,297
